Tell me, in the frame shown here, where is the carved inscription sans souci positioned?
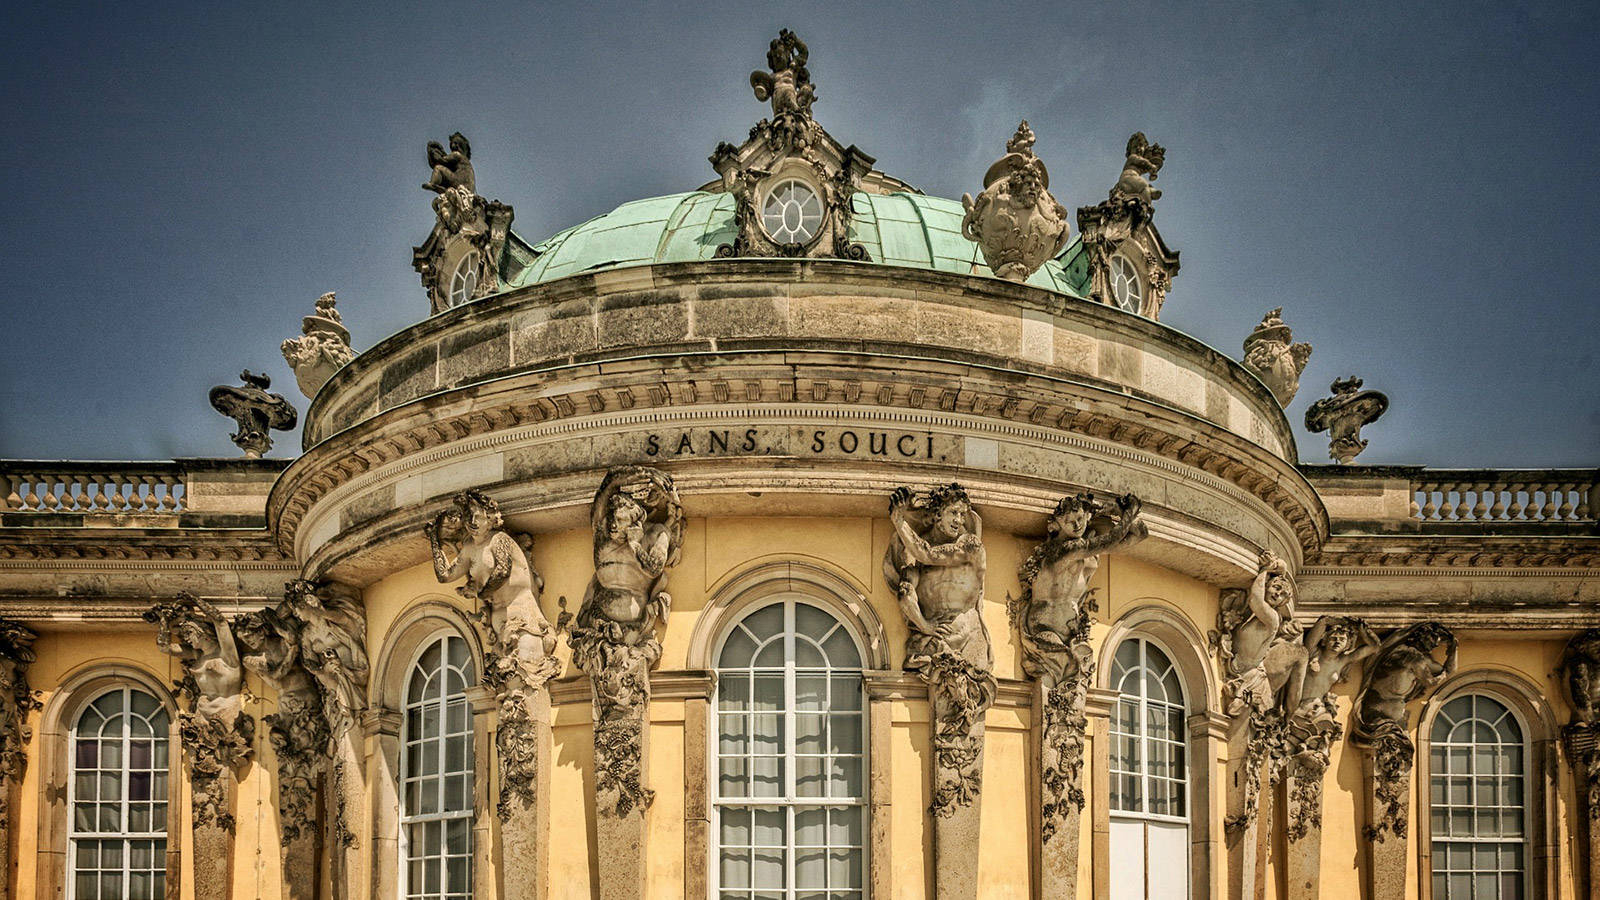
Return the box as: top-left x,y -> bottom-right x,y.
643,427 -> 956,463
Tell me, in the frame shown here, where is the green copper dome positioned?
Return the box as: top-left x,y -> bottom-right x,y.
506,191 -> 1090,296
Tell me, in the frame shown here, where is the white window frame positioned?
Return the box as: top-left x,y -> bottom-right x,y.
711,596 -> 870,900
760,178 -> 825,246
1107,635 -> 1191,900
1109,254 -> 1144,314
398,632 -> 477,900
1427,692 -> 1532,900
448,250 -> 481,308
66,686 -> 170,900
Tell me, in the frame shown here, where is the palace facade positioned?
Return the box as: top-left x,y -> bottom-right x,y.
1,30 -> 1596,900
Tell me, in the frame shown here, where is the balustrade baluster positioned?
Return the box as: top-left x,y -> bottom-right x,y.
1508,489 -> 1527,520
75,475 -> 95,511
1539,489 -> 1559,521
0,475 -> 15,510
1579,483 -> 1594,522
1468,483 -> 1488,520
161,475 -> 182,511
1487,483 -> 1507,520
1417,486 -> 1438,520
48,479 -> 66,511
1557,483 -> 1576,521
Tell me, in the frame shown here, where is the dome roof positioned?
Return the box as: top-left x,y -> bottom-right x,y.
507,191 -> 1090,296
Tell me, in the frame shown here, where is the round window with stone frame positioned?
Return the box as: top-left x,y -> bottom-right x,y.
760,178 -> 825,246
1110,254 -> 1144,314
448,249 -> 482,308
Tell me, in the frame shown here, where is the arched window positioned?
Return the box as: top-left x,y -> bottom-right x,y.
1108,636 -> 1189,900
714,598 -> 866,899
68,686 -> 169,900
1110,255 -> 1144,314
1428,694 -> 1528,900
400,634 -> 476,900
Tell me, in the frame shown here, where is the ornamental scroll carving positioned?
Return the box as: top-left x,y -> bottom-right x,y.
884,483 -> 995,816
208,370 -> 297,458
1011,492 -> 1145,841
962,121 -> 1070,283
710,30 -> 871,262
426,490 -> 561,819
1304,376 -> 1389,465
235,604 -> 327,846
413,132 -> 514,314
0,618 -> 41,829
562,467 -> 684,818
1351,622 -> 1456,841
1560,629 -> 1600,819
144,594 -> 255,831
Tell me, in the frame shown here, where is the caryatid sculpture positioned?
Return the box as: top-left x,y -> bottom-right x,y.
1012,491 -> 1145,880
962,121 -> 1071,282
208,370 -> 297,458
0,618 -> 41,900
1278,616 -> 1380,846
1351,622 -> 1456,841
1560,629 -> 1600,820
1304,376 -> 1389,464
564,467 -> 683,818
280,291 -> 355,400
144,593 -> 253,900
234,604 -> 326,897
1242,307 -> 1313,406
426,490 -> 560,818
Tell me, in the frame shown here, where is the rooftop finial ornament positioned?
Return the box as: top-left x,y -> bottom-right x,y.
208,370 -> 297,458
1077,132 -> 1179,316
961,121 -> 1071,282
1304,376 -> 1389,464
1242,307 -> 1313,405
280,291 -> 355,399
412,132 -> 514,314
749,28 -> 816,152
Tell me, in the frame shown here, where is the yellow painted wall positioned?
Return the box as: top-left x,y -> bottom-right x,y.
7,515 -> 1583,899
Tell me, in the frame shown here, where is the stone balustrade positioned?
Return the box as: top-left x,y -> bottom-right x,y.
1411,472 -> 1595,524
0,459 -> 289,525
1302,464 -> 1597,532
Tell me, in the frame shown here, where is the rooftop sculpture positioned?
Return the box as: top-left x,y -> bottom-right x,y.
412,132 -> 514,314
1305,376 -> 1390,464
962,121 -> 1071,282
1078,132 -> 1179,315
748,29 -> 816,152
1242,307 -> 1313,405
280,291 -> 355,399
208,370 -> 297,458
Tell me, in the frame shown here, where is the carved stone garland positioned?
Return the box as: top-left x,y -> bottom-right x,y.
1561,629 -> 1600,895
1010,491 -> 1145,896
144,593 -> 255,900
427,489 -> 562,899
1349,622 -> 1456,900
0,619 -> 40,900
560,467 -> 683,900
884,483 -> 993,900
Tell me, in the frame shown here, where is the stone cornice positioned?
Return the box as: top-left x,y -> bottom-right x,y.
0,529 -> 289,563
1308,534 -> 1599,570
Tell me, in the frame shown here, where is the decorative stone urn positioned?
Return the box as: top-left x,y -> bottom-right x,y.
1242,307 -> 1313,405
208,370 -> 297,458
1304,376 -> 1389,464
281,292 -> 355,399
962,121 -> 1071,282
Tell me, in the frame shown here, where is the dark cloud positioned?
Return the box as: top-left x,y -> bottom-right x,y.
1,0 -> 1595,465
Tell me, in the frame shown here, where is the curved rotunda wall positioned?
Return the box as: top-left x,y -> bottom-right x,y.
276,260 -> 1322,586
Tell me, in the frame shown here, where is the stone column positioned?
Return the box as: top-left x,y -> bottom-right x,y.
0,776 -> 15,900
464,686 -> 498,900
684,693 -> 711,900
1565,725 -> 1600,899
1281,763 -> 1324,900
494,683 -> 553,900
1360,734 -> 1413,900
364,708 -> 404,900
929,685 -> 986,900
187,745 -> 241,900
1225,716 -> 1273,900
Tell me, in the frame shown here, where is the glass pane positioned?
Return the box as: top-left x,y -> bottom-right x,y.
829,714 -> 862,755
793,638 -> 826,668
752,849 -> 784,889
794,807 -> 826,845
752,677 -> 783,712
795,848 -> 825,888
741,605 -> 784,642
822,629 -> 860,668
720,628 -> 758,668
830,757 -> 863,798
831,676 -> 862,711
720,674 -> 751,711
796,676 -> 828,711
796,755 -> 825,797
751,757 -> 782,797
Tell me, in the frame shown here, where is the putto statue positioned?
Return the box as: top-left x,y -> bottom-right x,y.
1242,307 -> 1313,406
565,467 -> 684,818
884,483 -> 995,816
208,369 -> 297,458
280,291 -> 355,399
1012,491 -> 1144,856
1304,376 -> 1390,464
962,121 -> 1071,282
427,490 -> 561,817
144,594 -> 254,832
412,131 -> 514,314
1351,622 -> 1456,840
749,28 -> 816,151
1077,132 -> 1180,317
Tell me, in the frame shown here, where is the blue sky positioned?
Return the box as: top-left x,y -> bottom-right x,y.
1,1 -> 1595,466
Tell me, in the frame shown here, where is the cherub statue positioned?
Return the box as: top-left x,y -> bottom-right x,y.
280,580 -> 368,736
426,491 -> 558,688
749,29 -> 815,122
1014,492 -> 1146,675
1242,307 -> 1314,406
1350,622 -> 1457,747
0,618 -> 41,785
1285,616 -> 1381,719
1110,132 -> 1166,205
1216,550 -> 1303,715
423,132 -> 476,195
1561,629 -> 1600,726
1304,376 -> 1389,464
